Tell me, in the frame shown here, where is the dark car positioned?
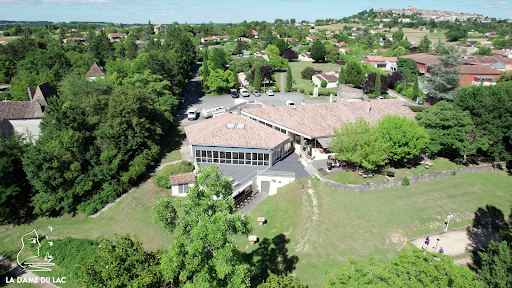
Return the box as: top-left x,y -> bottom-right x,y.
230,89 -> 239,98
252,90 -> 261,97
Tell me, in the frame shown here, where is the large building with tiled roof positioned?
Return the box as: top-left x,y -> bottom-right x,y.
459,65 -> 502,86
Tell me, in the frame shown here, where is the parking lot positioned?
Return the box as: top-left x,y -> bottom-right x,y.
177,91 -> 332,126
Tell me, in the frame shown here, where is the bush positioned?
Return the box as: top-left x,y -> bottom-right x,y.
299,88 -> 305,93
402,176 -> 410,186
395,83 -> 403,93
321,80 -> 327,88
301,66 -> 315,80
451,171 -> 457,176
153,161 -> 194,188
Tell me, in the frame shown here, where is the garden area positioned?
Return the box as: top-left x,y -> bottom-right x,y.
275,61 -> 341,95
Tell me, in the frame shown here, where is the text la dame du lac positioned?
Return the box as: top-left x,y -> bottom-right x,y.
5,276 -> 66,284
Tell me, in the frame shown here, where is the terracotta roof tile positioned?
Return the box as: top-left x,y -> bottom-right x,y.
242,99 -> 415,138
85,63 -> 106,77
460,65 -> 502,74
184,113 -> 289,148
400,54 -> 441,65
168,172 -> 195,185
365,55 -> 385,62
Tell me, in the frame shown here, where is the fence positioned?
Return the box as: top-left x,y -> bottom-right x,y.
318,162 -> 507,192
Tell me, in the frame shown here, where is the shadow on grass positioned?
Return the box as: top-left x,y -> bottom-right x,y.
242,233 -> 299,287
466,205 -> 506,269
0,250 -> 21,286
158,125 -> 186,161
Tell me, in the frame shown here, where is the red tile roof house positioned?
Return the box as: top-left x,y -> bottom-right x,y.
252,30 -> 259,38
400,54 -> 441,76
363,55 -> 386,68
0,82 -> 56,139
298,52 -> 313,61
458,65 -> 501,86
312,73 -> 339,88
168,172 -> 195,197
306,35 -> 322,42
200,35 -> 230,43
85,63 -> 106,81
107,33 -> 127,42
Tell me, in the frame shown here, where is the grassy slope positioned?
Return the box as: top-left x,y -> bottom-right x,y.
287,61 -> 340,94
235,172 -> 512,287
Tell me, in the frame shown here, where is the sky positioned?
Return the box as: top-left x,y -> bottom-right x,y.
0,0 -> 510,24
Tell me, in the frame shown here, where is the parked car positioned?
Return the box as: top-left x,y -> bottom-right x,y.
230,88 -> 239,98
187,108 -> 198,120
240,88 -> 249,97
286,100 -> 295,106
266,90 -> 274,96
376,96 -> 384,100
178,98 -> 185,108
252,90 -> 261,97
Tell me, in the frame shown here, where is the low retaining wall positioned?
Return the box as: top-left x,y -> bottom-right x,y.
319,163 -> 506,192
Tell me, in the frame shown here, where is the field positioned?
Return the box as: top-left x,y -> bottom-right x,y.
275,61 -> 341,95
233,171 -> 512,287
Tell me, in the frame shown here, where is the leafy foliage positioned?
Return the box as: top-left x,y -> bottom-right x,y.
254,61 -> 261,90
300,66 -> 315,80
325,245 -> 485,288
79,234 -> 164,288
375,115 -> 430,162
310,39 -> 326,62
206,68 -> 237,94
362,73 -> 388,95
425,45 -> 461,101
418,35 -> 431,53
286,65 -> 293,92
283,48 -> 298,61
153,165 -> 253,287
344,61 -> 365,88
476,240 -> 512,288
257,272 -> 305,288
153,161 -> 194,188
329,118 -> 389,170
397,58 -> 418,84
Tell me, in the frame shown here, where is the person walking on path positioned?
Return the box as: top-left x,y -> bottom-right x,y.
425,237 -> 430,246
439,247 -> 444,254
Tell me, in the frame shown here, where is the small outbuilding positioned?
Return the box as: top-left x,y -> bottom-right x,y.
169,172 -> 195,197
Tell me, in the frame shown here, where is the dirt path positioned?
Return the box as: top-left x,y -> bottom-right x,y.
296,180 -> 319,253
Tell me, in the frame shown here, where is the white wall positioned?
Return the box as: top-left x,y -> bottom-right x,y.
256,175 -> 295,196
171,183 -> 195,197
9,118 -> 42,141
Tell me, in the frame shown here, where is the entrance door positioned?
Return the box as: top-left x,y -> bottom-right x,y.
260,181 -> 270,193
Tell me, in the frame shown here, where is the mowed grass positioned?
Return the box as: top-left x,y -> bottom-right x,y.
234,172 -> 512,287
285,61 -> 341,94
0,179 -> 174,257
326,157 -> 466,184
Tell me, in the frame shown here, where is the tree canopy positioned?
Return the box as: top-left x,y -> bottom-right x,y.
344,61 -> 365,88
310,39 -> 326,62
153,165 -> 253,287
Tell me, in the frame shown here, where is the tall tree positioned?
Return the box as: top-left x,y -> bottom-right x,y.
425,44 -> 461,101
310,39 -> 326,62
203,48 -> 210,91
344,61 -> 365,88
210,48 -> 228,71
375,115 -> 430,163
396,58 -> 418,84
79,234 -> 163,287
412,75 -> 419,100
286,64 -> 292,92
338,66 -> 345,85
275,38 -> 288,56
416,101 -> 487,161
329,118 -> 389,170
418,34 -> 432,53
283,48 -> 298,61
153,165 -> 253,287
374,72 -> 382,96
125,40 -> 138,60
254,61 -> 261,90
392,28 -> 404,42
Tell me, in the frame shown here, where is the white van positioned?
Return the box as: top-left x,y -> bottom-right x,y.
201,106 -> 224,119
187,108 -> 198,120
240,88 -> 249,97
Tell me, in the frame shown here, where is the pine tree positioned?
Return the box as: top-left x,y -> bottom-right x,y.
375,73 -> 381,96
202,49 -> 209,91
286,64 -> 292,92
338,66 -> 346,84
418,35 -> 431,53
254,62 -> 261,91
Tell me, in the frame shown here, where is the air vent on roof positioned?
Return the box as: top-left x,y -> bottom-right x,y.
236,124 -> 245,129
227,123 -> 236,129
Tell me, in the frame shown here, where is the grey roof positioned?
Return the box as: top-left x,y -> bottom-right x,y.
490,61 -> 506,69
0,101 -> 32,120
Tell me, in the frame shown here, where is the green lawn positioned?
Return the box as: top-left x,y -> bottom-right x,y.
234,172 -> 512,287
287,61 -> 340,94
158,126 -> 185,165
326,157 -> 467,184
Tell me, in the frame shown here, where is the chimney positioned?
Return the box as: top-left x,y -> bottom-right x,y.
237,106 -> 242,116
402,104 -> 409,114
365,99 -> 371,114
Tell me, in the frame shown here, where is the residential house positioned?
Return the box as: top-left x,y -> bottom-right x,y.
238,72 -> 250,87
168,172 -> 195,197
298,52 -> 313,61
108,33 -> 127,42
484,31 -> 497,36
200,35 -> 230,42
459,65 -> 501,85
383,57 -> 398,72
461,55 -> 512,71
252,30 -> 259,38
154,24 -> 167,34
492,50 -> 508,56
312,73 -> 339,88
306,35 -> 322,42
0,82 -> 56,140
62,37 -> 86,44
400,54 -> 441,76
339,47 -> 350,54
253,51 -> 269,61
363,55 -> 386,68
85,63 -> 106,81
332,42 -> 348,47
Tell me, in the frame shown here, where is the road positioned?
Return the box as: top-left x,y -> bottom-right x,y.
176,63 -> 331,126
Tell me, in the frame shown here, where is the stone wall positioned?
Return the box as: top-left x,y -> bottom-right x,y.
319,163 -> 507,192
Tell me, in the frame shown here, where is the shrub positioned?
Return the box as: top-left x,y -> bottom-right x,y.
155,175 -> 171,188
395,83 -> 403,93
299,88 -> 305,93
402,176 -> 410,186
321,80 -> 328,88
451,171 -> 457,176
301,66 -> 315,80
